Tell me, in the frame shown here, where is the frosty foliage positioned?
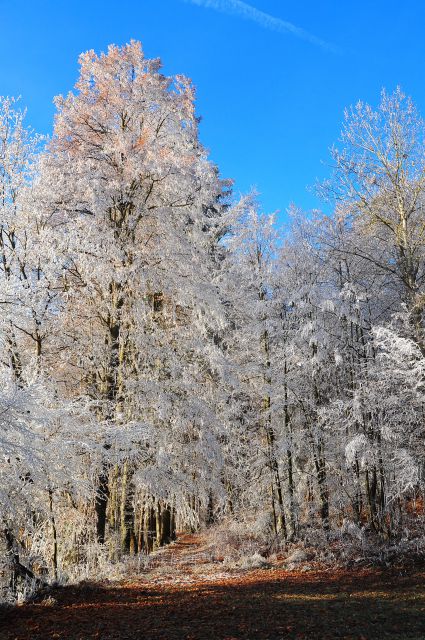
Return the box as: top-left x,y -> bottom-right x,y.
1,48 -> 424,601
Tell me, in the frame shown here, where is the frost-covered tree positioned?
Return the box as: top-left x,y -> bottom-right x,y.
320,88 -> 425,351
35,41 -> 231,550
221,202 -> 292,536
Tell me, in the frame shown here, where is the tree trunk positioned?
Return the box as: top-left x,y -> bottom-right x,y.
95,465 -> 110,544
48,488 -> 58,581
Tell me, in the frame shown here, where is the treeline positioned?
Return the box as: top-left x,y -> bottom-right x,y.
1,41 -> 424,600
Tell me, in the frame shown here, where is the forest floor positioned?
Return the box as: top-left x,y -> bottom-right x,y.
1,532 -> 425,640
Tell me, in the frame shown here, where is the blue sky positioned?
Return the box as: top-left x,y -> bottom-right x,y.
0,0 -> 424,221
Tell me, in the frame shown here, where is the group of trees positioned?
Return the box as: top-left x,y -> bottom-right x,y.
1,42 -> 424,600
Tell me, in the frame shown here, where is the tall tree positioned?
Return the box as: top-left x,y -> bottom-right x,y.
36,41 -> 230,547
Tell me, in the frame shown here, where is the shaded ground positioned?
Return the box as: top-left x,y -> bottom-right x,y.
1,534 -> 424,640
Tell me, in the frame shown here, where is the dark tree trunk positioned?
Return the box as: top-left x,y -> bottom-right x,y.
95,466 -> 110,544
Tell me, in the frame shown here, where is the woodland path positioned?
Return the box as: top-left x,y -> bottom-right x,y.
1,533 -> 424,640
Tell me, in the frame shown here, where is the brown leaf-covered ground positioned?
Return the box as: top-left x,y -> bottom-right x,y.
1,534 -> 424,640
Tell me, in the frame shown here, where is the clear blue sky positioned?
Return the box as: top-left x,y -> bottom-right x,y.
0,0 -> 424,221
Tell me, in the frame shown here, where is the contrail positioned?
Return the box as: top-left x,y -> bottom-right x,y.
182,0 -> 338,52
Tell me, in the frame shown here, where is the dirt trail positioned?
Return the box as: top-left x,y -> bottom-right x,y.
1,533 -> 424,640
